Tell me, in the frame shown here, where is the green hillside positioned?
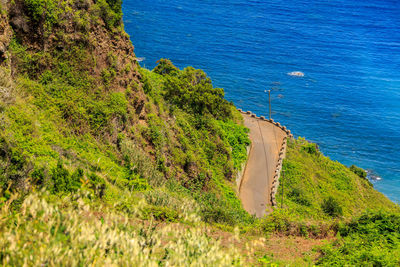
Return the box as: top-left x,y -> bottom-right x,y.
277,138 -> 397,220
0,0 -> 399,266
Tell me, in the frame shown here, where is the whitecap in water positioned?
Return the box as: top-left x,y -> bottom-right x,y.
366,170 -> 382,181
288,71 -> 305,77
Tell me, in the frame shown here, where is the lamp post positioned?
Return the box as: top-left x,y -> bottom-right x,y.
265,90 -> 272,120
281,170 -> 285,209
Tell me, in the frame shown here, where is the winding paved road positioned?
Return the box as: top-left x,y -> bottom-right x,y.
239,114 -> 287,218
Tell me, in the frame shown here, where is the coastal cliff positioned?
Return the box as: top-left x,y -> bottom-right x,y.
0,1 -> 399,265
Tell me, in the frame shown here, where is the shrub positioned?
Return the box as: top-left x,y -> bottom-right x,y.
321,196 -> 343,217
141,205 -> 179,222
101,68 -> 116,86
288,188 -> 311,206
217,120 -> 250,170
349,165 -> 367,179
108,92 -> 128,117
127,176 -> 150,191
0,136 -> 32,191
147,114 -> 165,148
23,0 -> 61,28
105,0 -> 122,14
88,173 -> 106,197
139,69 -> 153,94
162,65 -> 234,119
261,210 -> 292,233
153,59 -> 179,76
31,168 -> 45,186
301,143 -> 318,155
317,211 -> 400,266
95,0 -> 122,29
51,160 -> 82,193
198,192 -> 236,226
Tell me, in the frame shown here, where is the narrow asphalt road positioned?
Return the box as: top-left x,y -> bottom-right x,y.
239,114 -> 287,218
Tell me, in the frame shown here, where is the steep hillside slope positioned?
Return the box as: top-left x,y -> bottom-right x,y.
1,1 -> 400,266
0,0 -> 252,226
277,138 -> 397,220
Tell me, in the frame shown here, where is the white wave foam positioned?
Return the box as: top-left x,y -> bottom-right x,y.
288,71 -> 305,77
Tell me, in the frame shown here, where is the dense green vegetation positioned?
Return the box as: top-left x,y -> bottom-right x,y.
21,0 -> 123,31
1,0 -> 400,265
2,0 -> 253,229
350,164 -> 368,179
1,0 -> 255,261
276,138 -> 397,220
137,65 -> 252,226
267,138 -> 400,265
317,211 -> 400,266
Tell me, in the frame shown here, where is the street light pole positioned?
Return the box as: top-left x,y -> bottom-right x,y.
268,90 -> 271,120
281,170 -> 284,209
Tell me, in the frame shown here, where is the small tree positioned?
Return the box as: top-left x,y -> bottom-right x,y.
153,59 -> 179,76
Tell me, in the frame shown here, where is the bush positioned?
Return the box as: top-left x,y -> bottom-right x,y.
317,211 -> 400,266
31,168 -> 45,186
349,165 -> 367,179
88,173 -> 106,197
141,73 -> 153,94
95,0 -> 122,29
0,136 -> 32,191
301,143 -> 318,155
198,192 -> 237,226
217,120 -> 250,170
23,0 -> 60,27
105,0 -> 122,14
153,59 -> 179,76
162,64 -> 234,119
51,160 -> 82,193
141,205 -> 179,222
288,188 -> 311,206
321,197 -> 343,217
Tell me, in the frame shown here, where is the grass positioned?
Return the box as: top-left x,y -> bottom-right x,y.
276,137 -> 398,221
2,1 -> 400,265
4,10 -> 252,227
0,191 -> 243,266
316,211 -> 400,266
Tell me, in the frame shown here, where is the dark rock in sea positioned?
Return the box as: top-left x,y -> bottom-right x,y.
366,170 -> 382,181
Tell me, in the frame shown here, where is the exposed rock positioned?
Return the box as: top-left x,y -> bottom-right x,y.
9,16 -> 28,33
0,14 -> 11,64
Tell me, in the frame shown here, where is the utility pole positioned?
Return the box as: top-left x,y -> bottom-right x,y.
268,90 -> 272,120
264,90 -> 272,120
281,170 -> 284,209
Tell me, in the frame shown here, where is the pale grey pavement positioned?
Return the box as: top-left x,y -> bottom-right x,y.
239,114 -> 287,218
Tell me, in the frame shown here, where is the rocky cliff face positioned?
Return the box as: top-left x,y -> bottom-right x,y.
0,11 -> 11,65
7,0 -> 142,98
4,0 -> 147,136
0,0 -> 154,190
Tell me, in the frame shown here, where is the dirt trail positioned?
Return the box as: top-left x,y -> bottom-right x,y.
239,114 -> 287,218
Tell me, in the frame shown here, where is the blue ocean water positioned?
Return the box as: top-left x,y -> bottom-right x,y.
122,0 -> 400,203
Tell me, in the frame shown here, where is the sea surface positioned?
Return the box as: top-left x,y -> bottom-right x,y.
122,0 -> 400,203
